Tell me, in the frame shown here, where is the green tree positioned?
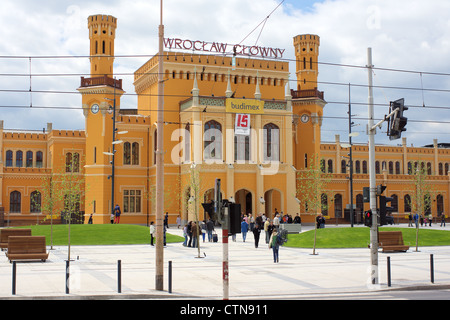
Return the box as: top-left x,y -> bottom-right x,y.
296,156 -> 332,255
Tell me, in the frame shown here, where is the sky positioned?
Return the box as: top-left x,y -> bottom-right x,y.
1,0 -> 450,147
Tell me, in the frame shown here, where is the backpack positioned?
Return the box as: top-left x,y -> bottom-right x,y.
278,229 -> 288,244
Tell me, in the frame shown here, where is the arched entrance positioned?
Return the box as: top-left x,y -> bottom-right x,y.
264,189 -> 283,219
235,189 -> 252,215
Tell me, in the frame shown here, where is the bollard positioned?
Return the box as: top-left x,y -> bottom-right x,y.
168,260 -> 172,294
65,260 -> 70,294
430,254 -> 434,283
12,261 -> 16,295
387,256 -> 391,287
118,260 -> 122,293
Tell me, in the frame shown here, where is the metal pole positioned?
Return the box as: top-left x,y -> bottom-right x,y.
367,47 -> 379,285
155,0 -> 165,291
430,254 -> 434,283
168,260 -> 172,293
12,261 -> 16,295
65,260 -> 70,294
223,206 -> 229,300
387,256 -> 391,287
111,79 -> 116,222
118,260 -> 122,293
348,83 -> 354,227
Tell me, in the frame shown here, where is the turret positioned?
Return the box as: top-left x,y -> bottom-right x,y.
293,34 -> 320,91
88,14 -> 117,76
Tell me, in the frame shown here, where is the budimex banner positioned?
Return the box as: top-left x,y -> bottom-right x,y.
225,98 -> 265,115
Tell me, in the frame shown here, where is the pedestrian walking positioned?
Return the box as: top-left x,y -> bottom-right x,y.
253,224 -> 261,248
187,221 -> 193,247
113,204 -> 121,224
269,230 -> 281,263
182,224 -> 188,246
176,215 -> 181,229
206,218 -> 214,242
441,214 -> 446,227
408,213 -> 413,227
149,221 -> 155,246
241,219 -> 249,242
164,212 -> 169,229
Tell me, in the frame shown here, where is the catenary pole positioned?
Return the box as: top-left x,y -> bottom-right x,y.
155,0 -> 165,291
367,48 -> 379,285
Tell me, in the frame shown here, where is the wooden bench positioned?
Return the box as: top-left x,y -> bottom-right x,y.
0,228 -> 32,250
378,231 -> 409,252
6,236 -> 49,262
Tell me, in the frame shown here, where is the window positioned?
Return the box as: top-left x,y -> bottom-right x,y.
36,151 -> 43,168
375,161 -> 380,174
327,159 -> 333,173
10,191 -> 21,213
132,142 -> 139,165
389,161 -> 393,174
391,194 -> 398,212
235,135 -> 250,161
263,123 -> 279,161
16,151 -> 23,167
355,160 -> 360,174
341,160 -> 347,174
26,151 -> 33,168
321,193 -> 328,216
123,190 -> 141,213
204,120 -> 222,160
395,161 -> 401,174
362,161 -> 368,174
154,130 -> 157,165
404,195 -> 411,212
6,150 -> 13,167
30,191 -> 41,213
123,142 -> 131,165
65,152 -> 80,172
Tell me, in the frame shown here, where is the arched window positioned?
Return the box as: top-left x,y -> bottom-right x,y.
30,191 -> 41,213
404,194 -> 411,212
6,150 -> 13,167
65,152 -> 79,172
263,123 -> 279,161
10,191 -> 21,213
439,163 -> 443,175
132,142 -> 139,165
123,142 -> 131,165
16,151 -> 23,167
427,162 -> 432,175
395,161 -> 401,174
391,194 -> 398,212
36,151 -> 43,168
334,194 -> 343,218
389,161 -> 394,174
154,130 -> 157,165
375,161 -> 380,174
355,160 -> 361,174
66,152 -> 72,172
362,160 -> 368,174
321,193 -> 328,216
341,160 -> 347,174
26,151 -> 33,168
204,120 -> 222,160
437,194 -> 444,216
327,159 -> 333,173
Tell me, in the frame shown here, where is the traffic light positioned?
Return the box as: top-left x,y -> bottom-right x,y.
388,98 -> 408,140
379,196 -> 394,226
364,210 -> 373,227
201,201 -> 214,219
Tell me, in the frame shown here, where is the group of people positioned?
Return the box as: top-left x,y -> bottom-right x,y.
181,218 -> 216,248
239,212 -> 290,263
408,212 -> 447,227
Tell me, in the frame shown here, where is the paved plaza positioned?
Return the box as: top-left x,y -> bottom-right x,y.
1,224 -> 450,299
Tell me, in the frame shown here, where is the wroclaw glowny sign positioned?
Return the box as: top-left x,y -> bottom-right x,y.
164,38 -> 286,59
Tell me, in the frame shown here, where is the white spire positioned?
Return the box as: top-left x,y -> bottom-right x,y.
226,70 -> 233,98
254,71 -> 261,100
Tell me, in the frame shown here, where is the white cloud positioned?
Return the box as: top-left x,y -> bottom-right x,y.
0,0 -> 449,146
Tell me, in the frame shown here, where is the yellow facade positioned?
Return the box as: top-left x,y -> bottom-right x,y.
1,15 -> 449,226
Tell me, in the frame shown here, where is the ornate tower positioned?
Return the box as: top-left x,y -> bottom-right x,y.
78,15 -> 124,223
88,14 -> 117,76
293,34 -> 320,91
292,34 -> 326,171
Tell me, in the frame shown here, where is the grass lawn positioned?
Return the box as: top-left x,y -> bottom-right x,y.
284,227 -> 450,249
18,224 -> 184,246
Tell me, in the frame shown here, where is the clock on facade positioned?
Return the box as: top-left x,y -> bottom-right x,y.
301,114 -> 310,123
91,103 -> 99,114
